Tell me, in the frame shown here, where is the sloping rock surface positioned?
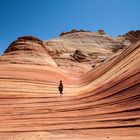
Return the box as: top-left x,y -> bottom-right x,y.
44,29 -> 124,73
44,29 -> 122,54
0,39 -> 139,139
0,36 -> 57,66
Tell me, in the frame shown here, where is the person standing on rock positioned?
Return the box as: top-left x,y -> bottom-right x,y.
58,80 -> 63,95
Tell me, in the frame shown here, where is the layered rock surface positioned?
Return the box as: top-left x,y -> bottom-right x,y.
124,30 -> 140,43
44,30 -> 123,53
0,34 -> 139,140
115,30 -> 140,46
0,36 -> 57,67
44,29 -> 124,74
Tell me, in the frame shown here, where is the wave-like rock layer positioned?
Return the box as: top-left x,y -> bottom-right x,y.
0,41 -> 140,139
0,36 -> 57,67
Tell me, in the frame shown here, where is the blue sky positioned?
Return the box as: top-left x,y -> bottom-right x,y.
0,0 -> 140,54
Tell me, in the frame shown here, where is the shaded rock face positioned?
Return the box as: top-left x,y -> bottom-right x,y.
125,30 -> 140,43
60,29 -> 91,36
0,36 -> 57,66
98,29 -> 106,35
73,50 -> 89,62
115,30 -> 140,48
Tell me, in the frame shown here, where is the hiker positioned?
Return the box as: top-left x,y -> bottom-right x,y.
58,80 -> 63,95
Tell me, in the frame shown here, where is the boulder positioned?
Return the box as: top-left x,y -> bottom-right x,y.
97,56 -> 107,62
73,50 -> 89,62
92,64 -> 96,68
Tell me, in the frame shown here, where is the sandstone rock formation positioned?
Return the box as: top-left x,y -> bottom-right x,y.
73,49 -> 89,62
45,29 -> 122,54
0,36 -> 57,67
44,29 -> 123,74
124,30 -> 140,43
115,30 -> 140,48
4,36 -> 45,54
0,29 -> 140,140
98,29 -> 106,35
60,29 -> 91,36
0,36 -> 139,140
